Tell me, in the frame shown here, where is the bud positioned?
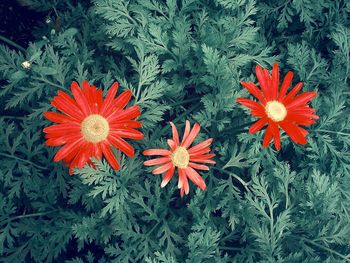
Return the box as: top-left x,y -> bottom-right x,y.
21,61 -> 31,69
45,16 -> 52,24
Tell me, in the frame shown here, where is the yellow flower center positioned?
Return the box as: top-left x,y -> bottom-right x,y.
171,146 -> 190,168
81,114 -> 109,143
265,101 -> 287,122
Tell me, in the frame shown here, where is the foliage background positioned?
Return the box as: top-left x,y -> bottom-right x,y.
0,0 -> 350,262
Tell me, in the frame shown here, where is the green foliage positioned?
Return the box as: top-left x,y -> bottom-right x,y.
1,0 -> 350,262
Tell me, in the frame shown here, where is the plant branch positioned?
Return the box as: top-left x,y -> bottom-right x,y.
0,152 -> 47,170
0,35 -> 26,52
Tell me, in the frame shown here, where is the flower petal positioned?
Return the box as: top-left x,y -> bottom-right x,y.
279,120 -> 307,145
167,139 -> 177,151
100,81 -> 119,115
182,122 -> 200,148
143,149 -> 172,156
101,142 -> 120,170
241,82 -> 266,104
282,82 -> 303,104
185,166 -> 206,190
54,138 -> 83,162
181,120 -> 191,145
286,92 -> 317,109
188,138 -> 213,154
256,65 -> 271,100
262,125 -> 273,148
71,81 -> 91,115
152,162 -> 173,175
278,71 -> 293,99
111,129 -> 144,140
144,157 -> 171,166
170,122 -> 180,145
249,118 -> 267,134
161,166 -> 175,188
270,122 -> 281,151
107,105 -> 140,122
188,162 -> 209,171
43,112 -> 77,124
271,63 -> 279,99
236,98 -> 265,116
108,135 -> 135,157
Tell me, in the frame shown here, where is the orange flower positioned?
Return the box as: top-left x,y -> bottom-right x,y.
236,64 -> 319,150
143,121 -> 215,197
43,80 -> 143,174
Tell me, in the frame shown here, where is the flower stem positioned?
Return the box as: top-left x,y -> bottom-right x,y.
317,129 -> 350,137
0,152 -> 47,170
212,167 -> 250,191
295,235 -> 350,262
1,210 -> 58,225
0,35 -> 26,52
31,76 -> 70,93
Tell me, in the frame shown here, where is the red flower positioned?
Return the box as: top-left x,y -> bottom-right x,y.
43,80 -> 143,174
143,121 -> 215,197
236,64 -> 319,150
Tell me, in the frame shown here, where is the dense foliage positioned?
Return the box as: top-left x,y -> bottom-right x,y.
0,0 -> 350,262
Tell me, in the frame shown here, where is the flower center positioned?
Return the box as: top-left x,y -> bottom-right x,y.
171,146 -> 190,168
81,114 -> 109,143
265,101 -> 287,122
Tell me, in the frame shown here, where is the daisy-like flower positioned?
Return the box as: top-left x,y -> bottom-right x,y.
143,121 -> 215,197
43,80 -> 143,174
236,63 -> 319,150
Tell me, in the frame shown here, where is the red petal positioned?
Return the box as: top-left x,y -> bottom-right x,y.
178,168 -> 185,189
144,157 -> 171,166
282,82 -> 303,104
100,82 -> 119,115
107,106 -> 140,122
110,129 -> 144,140
190,153 -> 216,164
278,71 -> 294,99
182,170 -> 190,195
54,139 -> 83,162
71,81 -> 91,115
101,142 -> 120,170
188,138 -> 213,154
51,93 -> 84,120
236,98 -> 265,115
44,112 -> 77,124
182,122 -> 200,148
167,139 -> 177,151
110,120 -> 143,129
185,166 -> 206,190
108,135 -> 135,157
286,92 -> 317,109
181,120 -> 191,145
161,166 -> 175,187
152,162 -> 173,175
114,90 -> 132,110
249,118 -> 267,134
43,123 -> 80,134
270,122 -> 281,151
188,162 -> 209,171
271,63 -> 279,99
262,125 -> 273,148
287,113 -> 318,126
170,122 -> 180,145
279,121 -> 307,145
256,65 -> 271,100
189,147 -> 211,156
143,149 -> 172,156
241,82 -> 266,103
